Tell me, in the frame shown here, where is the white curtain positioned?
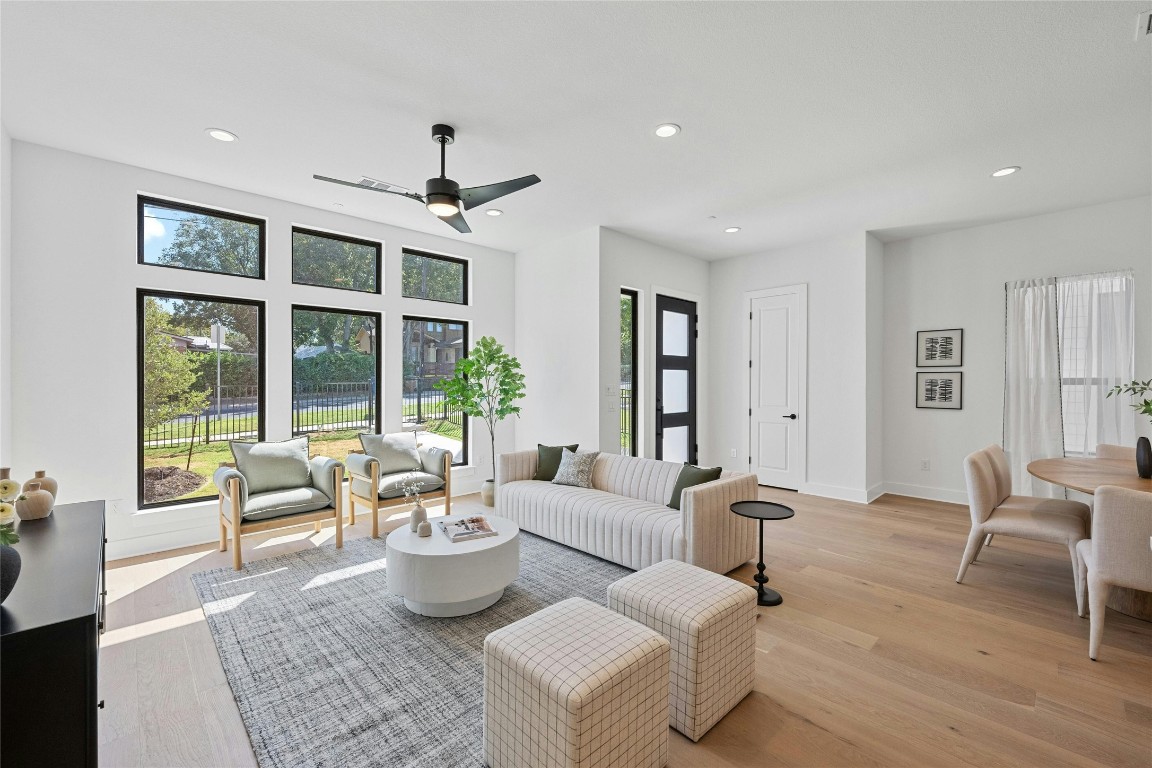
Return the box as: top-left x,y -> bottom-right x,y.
1004,278 -> 1064,496
1056,270 -> 1135,456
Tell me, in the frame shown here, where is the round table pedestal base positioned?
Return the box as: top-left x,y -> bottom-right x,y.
1107,586 -> 1152,622
757,587 -> 783,607
403,588 -> 504,617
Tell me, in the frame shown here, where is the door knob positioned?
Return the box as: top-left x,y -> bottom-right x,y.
784,413 -> 797,420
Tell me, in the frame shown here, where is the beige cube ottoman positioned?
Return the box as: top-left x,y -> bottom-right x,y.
607,559 -> 757,742
483,597 -> 670,768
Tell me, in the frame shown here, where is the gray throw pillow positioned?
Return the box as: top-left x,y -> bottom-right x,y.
230,437 -> 311,496
360,433 -> 422,476
552,448 -> 599,488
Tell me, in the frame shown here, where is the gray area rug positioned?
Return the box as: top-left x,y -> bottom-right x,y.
190,532 -> 630,768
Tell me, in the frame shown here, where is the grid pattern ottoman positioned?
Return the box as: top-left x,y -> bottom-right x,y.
483,597 -> 670,768
607,559 -> 757,742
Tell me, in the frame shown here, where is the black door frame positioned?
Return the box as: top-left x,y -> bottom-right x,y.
621,289 -> 639,457
655,294 -> 697,464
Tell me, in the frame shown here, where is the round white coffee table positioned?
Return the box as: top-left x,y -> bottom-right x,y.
385,515 -> 520,617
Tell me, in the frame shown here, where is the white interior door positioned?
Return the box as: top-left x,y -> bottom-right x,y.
749,286 -> 806,489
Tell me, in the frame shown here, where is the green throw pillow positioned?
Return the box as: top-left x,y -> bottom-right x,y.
534,443 -> 579,481
668,463 -> 723,510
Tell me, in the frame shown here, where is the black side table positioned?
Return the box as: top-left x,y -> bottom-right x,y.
730,500 -> 795,606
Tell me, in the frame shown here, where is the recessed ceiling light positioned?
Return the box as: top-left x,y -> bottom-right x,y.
991,166 -> 1020,177
333,203 -> 344,208
654,123 -> 680,138
205,128 -> 238,142
486,209 -> 503,216
724,227 -> 741,233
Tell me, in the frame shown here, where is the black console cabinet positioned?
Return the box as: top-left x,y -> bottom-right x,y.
1,501 -> 106,767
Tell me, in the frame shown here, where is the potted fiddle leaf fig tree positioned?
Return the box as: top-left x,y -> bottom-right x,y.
440,336 -> 526,506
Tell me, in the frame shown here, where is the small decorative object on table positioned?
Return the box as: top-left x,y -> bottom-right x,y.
15,482 -> 54,521
438,515 -> 497,542
22,470 -> 58,499
400,473 -> 428,532
0,532 -> 20,604
417,520 -> 432,537
0,485 -> 21,603
1106,379 -> 1152,479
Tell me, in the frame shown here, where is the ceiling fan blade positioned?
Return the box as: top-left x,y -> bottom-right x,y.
312,174 -> 425,203
458,174 -> 541,211
439,210 -> 472,234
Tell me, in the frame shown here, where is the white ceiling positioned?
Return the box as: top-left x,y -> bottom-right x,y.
2,2 -> 1149,259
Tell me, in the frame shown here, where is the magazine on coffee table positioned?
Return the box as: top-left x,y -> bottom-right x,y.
438,515 -> 498,543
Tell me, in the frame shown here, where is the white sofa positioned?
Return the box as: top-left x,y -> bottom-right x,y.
495,450 -> 758,574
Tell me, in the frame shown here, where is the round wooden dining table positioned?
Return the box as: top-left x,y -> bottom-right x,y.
1027,456 -> 1152,621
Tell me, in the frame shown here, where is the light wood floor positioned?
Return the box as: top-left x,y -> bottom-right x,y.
99,489 -> 1152,768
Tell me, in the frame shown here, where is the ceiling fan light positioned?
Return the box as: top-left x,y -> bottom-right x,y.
426,194 -> 459,217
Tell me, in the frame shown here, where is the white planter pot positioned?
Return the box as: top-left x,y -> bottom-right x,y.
480,480 -> 496,507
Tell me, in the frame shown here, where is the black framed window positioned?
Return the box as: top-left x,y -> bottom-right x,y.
292,306 -> 381,457
621,289 -> 638,456
138,289 -> 264,508
402,248 -> 468,305
402,316 -> 468,465
292,227 -> 381,294
138,196 -> 264,279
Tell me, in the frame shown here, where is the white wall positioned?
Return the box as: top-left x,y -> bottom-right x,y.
8,141 -> 516,558
598,228 -> 709,459
882,196 -> 1152,503
0,125 -> 11,465
865,233 -> 884,498
513,226 -> 601,451
709,232 -> 872,501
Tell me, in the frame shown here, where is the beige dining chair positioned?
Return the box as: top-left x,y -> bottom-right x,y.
1075,485 -> 1152,660
957,445 -> 1089,598
1095,443 -> 1137,461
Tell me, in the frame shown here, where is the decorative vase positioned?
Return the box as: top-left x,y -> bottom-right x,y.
480,479 -> 496,508
22,470 -> 57,499
417,520 -> 432,537
15,483 -> 54,520
409,502 -> 427,532
1,545 -> 20,603
1137,436 -> 1152,480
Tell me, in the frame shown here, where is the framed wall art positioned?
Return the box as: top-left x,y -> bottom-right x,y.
916,371 -> 963,410
916,328 -> 963,367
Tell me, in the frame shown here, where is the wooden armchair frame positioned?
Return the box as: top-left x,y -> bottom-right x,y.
348,449 -> 452,538
218,462 -> 344,571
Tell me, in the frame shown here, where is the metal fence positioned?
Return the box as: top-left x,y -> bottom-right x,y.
403,376 -> 463,428
293,381 -> 376,434
143,384 -> 260,448
620,387 -> 633,454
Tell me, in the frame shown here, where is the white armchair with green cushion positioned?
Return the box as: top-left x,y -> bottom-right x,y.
347,433 -> 452,538
215,436 -> 345,570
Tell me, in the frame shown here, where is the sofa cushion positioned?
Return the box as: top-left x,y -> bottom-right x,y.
553,449 -> 599,488
533,443 -> 579,481
242,486 -> 332,521
360,433 -> 422,476
350,471 -> 445,501
499,480 -> 684,570
668,464 -> 723,510
591,453 -> 684,505
230,437 -> 311,495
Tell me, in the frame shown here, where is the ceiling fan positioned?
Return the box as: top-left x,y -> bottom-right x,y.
314,124 -> 540,234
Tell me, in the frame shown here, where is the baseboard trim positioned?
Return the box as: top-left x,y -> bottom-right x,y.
881,482 -> 968,505
800,482 -> 871,504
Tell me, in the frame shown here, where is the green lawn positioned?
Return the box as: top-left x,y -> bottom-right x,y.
143,420 -> 463,504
